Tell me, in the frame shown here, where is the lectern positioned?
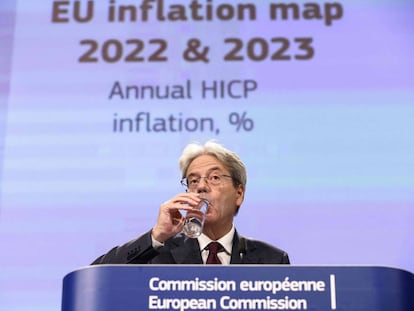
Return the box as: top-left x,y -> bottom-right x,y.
62,265 -> 414,311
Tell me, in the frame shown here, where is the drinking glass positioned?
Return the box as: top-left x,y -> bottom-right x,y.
182,198 -> 209,238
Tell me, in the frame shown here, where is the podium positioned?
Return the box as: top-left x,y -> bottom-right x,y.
62,265 -> 414,311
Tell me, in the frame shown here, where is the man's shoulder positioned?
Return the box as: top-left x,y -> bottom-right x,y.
241,235 -> 290,264
245,237 -> 286,253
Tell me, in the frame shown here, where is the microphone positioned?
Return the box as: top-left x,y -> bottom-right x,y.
238,237 -> 247,263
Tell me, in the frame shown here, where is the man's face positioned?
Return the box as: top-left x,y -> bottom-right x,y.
185,154 -> 244,227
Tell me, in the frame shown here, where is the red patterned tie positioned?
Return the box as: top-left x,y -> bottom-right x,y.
206,242 -> 223,264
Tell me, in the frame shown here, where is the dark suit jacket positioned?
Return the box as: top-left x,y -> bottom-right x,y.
92,229 -> 290,265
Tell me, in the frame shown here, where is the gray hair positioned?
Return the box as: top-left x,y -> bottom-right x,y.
179,140 -> 247,189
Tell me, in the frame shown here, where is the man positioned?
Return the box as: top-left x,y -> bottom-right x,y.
92,141 -> 290,265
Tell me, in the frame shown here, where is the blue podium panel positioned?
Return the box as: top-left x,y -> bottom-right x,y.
62,265 -> 414,311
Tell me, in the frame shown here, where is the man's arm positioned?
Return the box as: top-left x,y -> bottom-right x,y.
91,230 -> 159,264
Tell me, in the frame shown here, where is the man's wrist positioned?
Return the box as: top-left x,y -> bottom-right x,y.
151,228 -> 165,248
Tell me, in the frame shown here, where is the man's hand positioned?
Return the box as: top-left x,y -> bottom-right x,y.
152,193 -> 202,242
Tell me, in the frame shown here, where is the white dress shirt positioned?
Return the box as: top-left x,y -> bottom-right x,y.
198,225 -> 235,265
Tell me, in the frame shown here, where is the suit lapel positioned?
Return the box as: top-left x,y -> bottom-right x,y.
230,231 -> 259,264
230,232 -> 240,264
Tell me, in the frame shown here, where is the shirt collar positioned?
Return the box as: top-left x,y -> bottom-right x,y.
198,225 -> 235,255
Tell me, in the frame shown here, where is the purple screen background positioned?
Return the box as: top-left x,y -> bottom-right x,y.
0,1 -> 413,310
